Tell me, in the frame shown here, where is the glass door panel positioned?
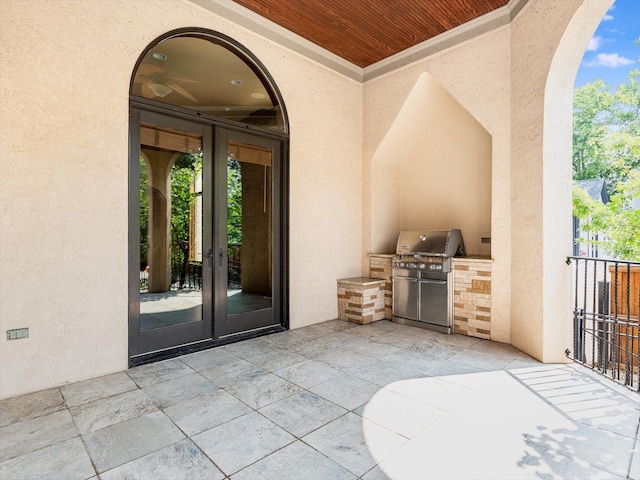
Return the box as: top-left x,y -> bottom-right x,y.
216,129 -> 281,337
227,141 -> 273,315
133,112 -> 212,355
130,114 -> 283,356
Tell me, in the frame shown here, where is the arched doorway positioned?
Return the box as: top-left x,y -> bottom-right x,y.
128,30 -> 289,363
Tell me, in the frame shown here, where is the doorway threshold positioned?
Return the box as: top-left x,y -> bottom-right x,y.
129,324 -> 285,367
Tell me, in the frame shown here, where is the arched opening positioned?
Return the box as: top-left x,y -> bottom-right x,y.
131,31 -> 287,132
128,30 -> 289,363
536,0 -> 615,361
554,1 -> 639,387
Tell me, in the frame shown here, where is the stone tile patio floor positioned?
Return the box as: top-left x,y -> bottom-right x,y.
1,320 -> 638,480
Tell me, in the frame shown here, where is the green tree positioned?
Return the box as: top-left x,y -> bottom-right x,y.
139,156 -> 149,270
573,79 -> 614,182
607,69 -> 640,184
572,64 -> 640,260
573,68 -> 640,194
227,159 -> 242,244
171,152 -> 202,288
573,171 -> 640,261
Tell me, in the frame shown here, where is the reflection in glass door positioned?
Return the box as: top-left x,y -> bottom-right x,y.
216,130 -> 281,337
132,112 -> 212,355
226,141 -> 273,314
130,115 -> 283,357
139,144 -> 203,329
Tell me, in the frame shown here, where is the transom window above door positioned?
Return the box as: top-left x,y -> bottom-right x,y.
131,33 -> 285,132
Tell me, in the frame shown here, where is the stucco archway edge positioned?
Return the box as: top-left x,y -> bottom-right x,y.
509,0 -> 613,362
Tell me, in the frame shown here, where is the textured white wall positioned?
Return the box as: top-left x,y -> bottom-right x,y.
363,28 -> 512,342
370,73 -> 491,257
0,0 -> 362,398
510,0 -> 612,361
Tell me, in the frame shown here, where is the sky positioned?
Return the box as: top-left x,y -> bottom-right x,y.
574,0 -> 639,89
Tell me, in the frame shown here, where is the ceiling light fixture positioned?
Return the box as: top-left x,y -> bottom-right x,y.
231,79 -> 243,85
148,83 -> 173,98
152,52 -> 167,60
251,92 -> 266,99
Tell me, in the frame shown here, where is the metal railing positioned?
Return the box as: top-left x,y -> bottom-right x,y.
139,243 -> 241,293
172,260 -> 203,291
567,256 -> 640,391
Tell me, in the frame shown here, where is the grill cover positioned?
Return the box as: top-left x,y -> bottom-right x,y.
395,229 -> 465,257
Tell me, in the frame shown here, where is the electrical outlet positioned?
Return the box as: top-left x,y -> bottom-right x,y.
7,328 -> 29,340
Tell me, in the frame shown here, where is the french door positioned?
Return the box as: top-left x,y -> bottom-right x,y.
214,128 -> 282,337
129,110 -> 284,358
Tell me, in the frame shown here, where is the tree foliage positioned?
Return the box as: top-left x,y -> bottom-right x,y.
573,70 -> 640,193
171,152 -> 202,287
139,156 -> 149,269
573,79 -> 614,182
572,68 -> 640,261
573,171 -> 640,261
227,159 -> 242,245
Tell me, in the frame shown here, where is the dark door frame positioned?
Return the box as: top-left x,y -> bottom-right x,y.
128,104 -> 289,366
129,110 -> 214,357
128,29 -> 290,366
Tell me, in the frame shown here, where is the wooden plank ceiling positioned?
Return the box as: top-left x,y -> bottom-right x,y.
232,0 -> 509,68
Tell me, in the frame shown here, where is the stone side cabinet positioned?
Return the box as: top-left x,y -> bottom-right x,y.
337,277 -> 386,324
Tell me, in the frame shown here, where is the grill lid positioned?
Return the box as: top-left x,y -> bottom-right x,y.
395,229 -> 465,257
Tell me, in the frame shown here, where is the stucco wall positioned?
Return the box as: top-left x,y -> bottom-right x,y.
0,0 -> 362,399
362,0 -> 611,359
370,73 -> 492,257
363,26 -> 512,343
509,0 -> 612,361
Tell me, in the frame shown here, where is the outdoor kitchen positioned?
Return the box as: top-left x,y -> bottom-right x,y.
338,230 -> 493,340
338,70 -> 494,341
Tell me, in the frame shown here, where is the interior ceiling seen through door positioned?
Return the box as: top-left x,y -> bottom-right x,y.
131,36 -> 284,130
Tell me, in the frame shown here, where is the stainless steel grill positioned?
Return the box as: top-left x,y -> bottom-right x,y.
392,229 -> 465,333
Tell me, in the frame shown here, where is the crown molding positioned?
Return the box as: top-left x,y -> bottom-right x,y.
188,0 -> 363,81
188,0 -> 529,83
362,0 -> 529,81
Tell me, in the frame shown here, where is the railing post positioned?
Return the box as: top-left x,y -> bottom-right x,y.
574,307 -> 584,363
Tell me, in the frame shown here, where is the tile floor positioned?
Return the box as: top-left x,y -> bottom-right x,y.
1,319 -> 638,480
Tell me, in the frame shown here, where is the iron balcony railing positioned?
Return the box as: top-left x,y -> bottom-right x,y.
139,243 -> 241,293
567,256 -> 640,391
172,260 -> 203,291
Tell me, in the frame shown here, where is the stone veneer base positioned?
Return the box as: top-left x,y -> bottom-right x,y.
364,254 -> 493,339
337,277 -> 386,324
452,257 -> 492,339
368,254 -> 394,320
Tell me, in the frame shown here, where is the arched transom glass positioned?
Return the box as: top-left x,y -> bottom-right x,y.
132,34 -> 285,131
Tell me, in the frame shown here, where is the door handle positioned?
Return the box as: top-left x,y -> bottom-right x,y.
219,248 -> 225,267
207,248 -> 213,268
